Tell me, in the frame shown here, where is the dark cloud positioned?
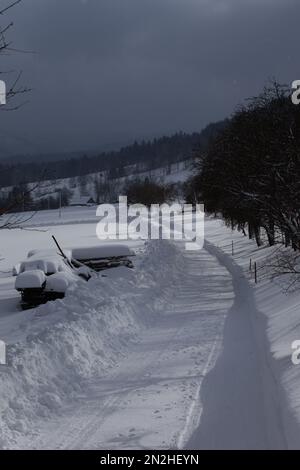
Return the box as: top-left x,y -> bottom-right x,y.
0,0 -> 298,156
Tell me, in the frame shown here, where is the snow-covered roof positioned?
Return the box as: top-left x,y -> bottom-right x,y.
27,248 -> 72,261
15,249 -> 81,291
15,270 -> 46,289
13,249 -> 70,277
45,272 -> 71,293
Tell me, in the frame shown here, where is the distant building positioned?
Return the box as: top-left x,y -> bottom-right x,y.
69,195 -> 95,207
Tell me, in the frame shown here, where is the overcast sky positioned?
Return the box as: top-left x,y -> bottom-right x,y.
0,0 -> 299,156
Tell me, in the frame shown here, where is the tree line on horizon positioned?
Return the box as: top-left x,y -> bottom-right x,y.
0,124 -> 225,189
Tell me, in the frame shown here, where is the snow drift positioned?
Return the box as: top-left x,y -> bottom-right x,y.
0,240 -> 184,449
205,218 -> 300,448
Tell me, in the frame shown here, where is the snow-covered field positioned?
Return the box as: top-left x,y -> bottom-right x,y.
1,207 -> 300,449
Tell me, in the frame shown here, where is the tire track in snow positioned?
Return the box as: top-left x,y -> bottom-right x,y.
187,240 -> 287,450
19,239 -> 233,450
177,334 -> 221,449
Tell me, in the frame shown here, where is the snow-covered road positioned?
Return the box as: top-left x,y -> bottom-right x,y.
187,241 -> 287,449
16,236 -> 288,450
1,213 -> 297,449
16,240 -> 233,449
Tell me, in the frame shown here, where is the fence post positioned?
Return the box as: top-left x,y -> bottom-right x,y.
249,258 -> 252,272
254,262 -> 257,284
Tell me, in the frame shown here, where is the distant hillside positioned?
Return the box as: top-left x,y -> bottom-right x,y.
0,121 -> 227,188
0,151 -> 98,165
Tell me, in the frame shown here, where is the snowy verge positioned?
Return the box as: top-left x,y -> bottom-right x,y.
205,218 -> 300,448
0,240 -> 185,449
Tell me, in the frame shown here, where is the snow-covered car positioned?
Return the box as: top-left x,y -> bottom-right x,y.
70,244 -> 135,271
14,249 -> 92,308
14,243 -> 135,308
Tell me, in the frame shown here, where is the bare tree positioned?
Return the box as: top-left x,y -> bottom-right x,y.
262,246 -> 300,292
0,182 -> 41,229
0,0 -> 30,110
0,0 -> 35,233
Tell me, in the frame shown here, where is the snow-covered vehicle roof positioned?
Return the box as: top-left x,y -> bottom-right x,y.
15,270 -> 46,290
19,251 -> 68,276
14,244 -> 134,307
27,248 -> 72,261
44,272 -> 73,293
14,249 -> 82,294
71,244 -> 135,261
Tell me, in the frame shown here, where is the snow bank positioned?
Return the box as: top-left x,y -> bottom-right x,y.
0,240 -> 184,449
205,218 -> 300,448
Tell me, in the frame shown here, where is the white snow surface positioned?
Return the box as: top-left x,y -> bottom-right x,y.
27,249 -> 73,261
14,250 -> 79,292
200,219 -> 300,449
0,236 -> 231,450
71,244 -> 134,260
0,159 -> 194,210
44,272 -> 71,293
2,209 -> 300,449
19,253 -> 66,276
15,270 -> 46,290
